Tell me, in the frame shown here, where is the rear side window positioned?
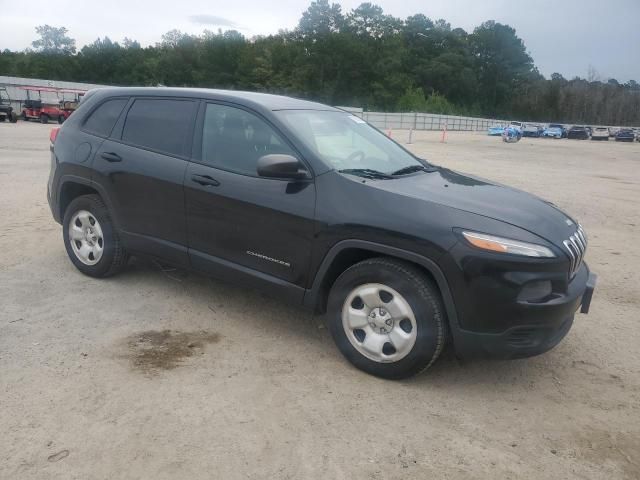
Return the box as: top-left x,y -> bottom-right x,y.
83,98 -> 128,137
122,99 -> 195,156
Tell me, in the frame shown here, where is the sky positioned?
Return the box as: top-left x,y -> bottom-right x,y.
1,0 -> 638,82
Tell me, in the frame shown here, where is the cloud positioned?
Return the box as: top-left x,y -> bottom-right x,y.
188,14 -> 238,28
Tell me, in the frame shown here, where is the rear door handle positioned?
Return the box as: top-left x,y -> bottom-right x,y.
191,174 -> 220,187
101,152 -> 122,162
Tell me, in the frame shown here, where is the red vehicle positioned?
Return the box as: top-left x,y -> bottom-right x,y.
19,86 -> 86,124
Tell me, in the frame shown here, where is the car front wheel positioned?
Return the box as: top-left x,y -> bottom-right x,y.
327,257 -> 447,379
63,194 -> 129,277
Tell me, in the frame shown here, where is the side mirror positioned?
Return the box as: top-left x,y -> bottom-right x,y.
257,154 -> 309,180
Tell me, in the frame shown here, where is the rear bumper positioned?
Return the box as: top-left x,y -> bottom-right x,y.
47,149 -> 61,223
451,268 -> 596,359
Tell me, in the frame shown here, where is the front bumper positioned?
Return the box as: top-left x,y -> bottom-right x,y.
447,259 -> 596,359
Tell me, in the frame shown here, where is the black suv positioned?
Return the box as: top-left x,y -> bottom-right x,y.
567,126 -> 590,140
47,88 -> 596,379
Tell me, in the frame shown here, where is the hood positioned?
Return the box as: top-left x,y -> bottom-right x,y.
368,167 -> 577,245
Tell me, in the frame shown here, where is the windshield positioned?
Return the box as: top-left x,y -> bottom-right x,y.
276,110 -> 423,175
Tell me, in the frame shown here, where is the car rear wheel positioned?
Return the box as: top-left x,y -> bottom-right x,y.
40,114 -> 49,124
327,257 -> 447,379
58,115 -> 65,124
63,194 -> 129,278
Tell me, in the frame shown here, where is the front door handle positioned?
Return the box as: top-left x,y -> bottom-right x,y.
191,174 -> 220,187
101,152 -> 122,162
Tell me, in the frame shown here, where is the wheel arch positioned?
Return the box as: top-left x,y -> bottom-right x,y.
57,177 -> 119,229
304,240 -> 459,328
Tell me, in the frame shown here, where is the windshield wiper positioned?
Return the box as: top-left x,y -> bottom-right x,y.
338,168 -> 394,179
391,164 -> 433,176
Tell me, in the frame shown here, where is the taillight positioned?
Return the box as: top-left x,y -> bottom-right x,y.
50,127 -> 60,144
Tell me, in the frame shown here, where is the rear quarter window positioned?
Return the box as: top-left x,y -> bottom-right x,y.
82,98 -> 128,137
121,98 -> 196,157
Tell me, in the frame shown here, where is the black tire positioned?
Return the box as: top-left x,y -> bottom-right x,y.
63,194 -> 129,278
327,257 -> 447,379
10,112 -> 18,123
0,115 -> 5,122
40,114 -> 49,124
58,115 -> 65,124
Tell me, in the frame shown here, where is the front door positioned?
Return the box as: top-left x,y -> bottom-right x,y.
184,102 -> 316,301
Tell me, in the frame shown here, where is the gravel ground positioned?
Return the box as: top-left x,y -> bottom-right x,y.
1,122 -> 639,480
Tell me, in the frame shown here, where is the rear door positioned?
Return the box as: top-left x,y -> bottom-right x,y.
92,97 -> 197,266
184,102 -> 316,301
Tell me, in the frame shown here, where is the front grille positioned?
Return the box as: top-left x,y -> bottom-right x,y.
563,225 -> 587,278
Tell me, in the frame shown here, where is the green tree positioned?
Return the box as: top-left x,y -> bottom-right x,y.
298,0 -> 344,37
469,21 -> 536,115
31,25 -> 76,54
1,3 -> 638,126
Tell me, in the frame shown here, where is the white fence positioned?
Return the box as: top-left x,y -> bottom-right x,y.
358,111 -> 507,131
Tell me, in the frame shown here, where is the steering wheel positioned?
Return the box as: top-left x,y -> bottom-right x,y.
346,150 -> 366,164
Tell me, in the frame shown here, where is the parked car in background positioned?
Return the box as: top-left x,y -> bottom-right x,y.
568,126 -> 590,140
609,127 -> 619,137
509,121 -> 524,132
615,129 -> 635,142
591,127 -> 609,141
523,124 -> 544,137
548,123 -> 568,138
542,127 -> 563,139
488,125 -> 505,136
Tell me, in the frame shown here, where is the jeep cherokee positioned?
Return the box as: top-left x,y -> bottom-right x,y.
47,88 -> 596,379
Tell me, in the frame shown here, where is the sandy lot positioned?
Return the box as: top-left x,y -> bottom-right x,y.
1,122 -> 639,480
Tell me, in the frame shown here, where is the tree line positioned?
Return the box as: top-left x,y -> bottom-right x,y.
1,1 -> 638,126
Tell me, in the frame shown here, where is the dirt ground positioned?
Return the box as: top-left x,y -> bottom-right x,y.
1,122 -> 639,480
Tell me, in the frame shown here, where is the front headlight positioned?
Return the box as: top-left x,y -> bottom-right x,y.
462,231 -> 556,258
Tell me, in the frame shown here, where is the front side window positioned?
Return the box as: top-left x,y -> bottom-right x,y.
276,110 -> 422,174
83,98 -> 128,137
122,98 -> 195,156
201,103 -> 296,176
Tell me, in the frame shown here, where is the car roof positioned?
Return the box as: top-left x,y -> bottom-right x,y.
86,87 -> 339,112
